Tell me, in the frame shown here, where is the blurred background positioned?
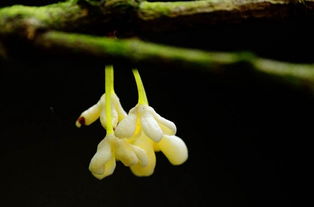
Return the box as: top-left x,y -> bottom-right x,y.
0,1 -> 313,207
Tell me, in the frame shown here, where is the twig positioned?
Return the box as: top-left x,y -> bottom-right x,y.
33,31 -> 314,88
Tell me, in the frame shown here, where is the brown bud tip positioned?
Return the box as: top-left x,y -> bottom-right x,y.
76,117 -> 85,128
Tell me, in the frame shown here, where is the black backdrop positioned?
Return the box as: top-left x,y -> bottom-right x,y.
0,1 -> 313,207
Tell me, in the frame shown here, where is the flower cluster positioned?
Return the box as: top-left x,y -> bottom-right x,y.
76,66 -> 188,179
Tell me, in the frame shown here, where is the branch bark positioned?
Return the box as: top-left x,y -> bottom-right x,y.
137,0 -> 314,32
1,0 -> 314,35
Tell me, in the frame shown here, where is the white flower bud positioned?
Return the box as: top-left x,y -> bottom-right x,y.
75,93 -> 127,129
75,101 -> 101,128
158,135 -> 188,165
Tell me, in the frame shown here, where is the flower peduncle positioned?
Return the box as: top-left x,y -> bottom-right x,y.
132,69 -> 148,105
105,65 -> 114,134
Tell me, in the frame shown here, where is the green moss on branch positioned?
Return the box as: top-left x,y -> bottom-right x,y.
1,0 -> 314,35
34,31 -> 314,89
0,1 -> 90,35
1,0 -> 314,90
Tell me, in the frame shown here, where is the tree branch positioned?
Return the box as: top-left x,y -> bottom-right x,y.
1,0 -> 314,90
33,31 -> 314,89
1,0 -> 314,35
137,0 -> 314,32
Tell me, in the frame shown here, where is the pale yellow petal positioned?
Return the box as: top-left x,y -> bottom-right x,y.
75,102 -> 101,127
141,110 -> 163,142
158,135 -> 188,165
159,123 -> 176,136
89,138 -> 112,175
115,108 -> 137,138
132,145 -> 148,167
112,93 -> 127,121
150,108 -> 177,135
114,139 -> 138,166
92,155 -> 116,180
130,136 -> 156,176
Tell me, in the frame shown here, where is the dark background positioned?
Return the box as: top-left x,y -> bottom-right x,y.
0,1 -> 313,207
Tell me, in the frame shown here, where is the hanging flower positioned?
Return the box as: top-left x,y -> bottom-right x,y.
76,66 -> 188,179
115,69 -> 188,176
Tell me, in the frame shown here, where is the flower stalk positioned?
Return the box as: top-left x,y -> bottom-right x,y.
133,69 -> 148,105
105,65 -> 114,134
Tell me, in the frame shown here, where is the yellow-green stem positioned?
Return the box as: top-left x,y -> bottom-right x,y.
105,65 -> 114,134
132,69 -> 148,105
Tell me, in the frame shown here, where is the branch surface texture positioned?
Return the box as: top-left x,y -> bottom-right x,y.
1,0 -> 314,89
1,0 -> 314,33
